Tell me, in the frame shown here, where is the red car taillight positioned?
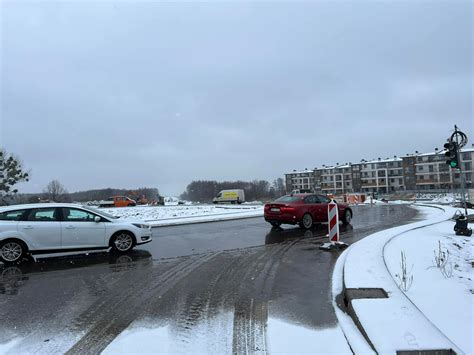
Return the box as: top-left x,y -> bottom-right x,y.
280,206 -> 296,213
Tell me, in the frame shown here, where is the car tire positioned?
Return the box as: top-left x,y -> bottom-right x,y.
110,232 -> 135,253
342,209 -> 352,225
299,213 -> 313,229
0,240 -> 26,264
270,221 -> 281,227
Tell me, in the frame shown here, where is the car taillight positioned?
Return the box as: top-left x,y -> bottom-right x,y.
280,206 -> 295,213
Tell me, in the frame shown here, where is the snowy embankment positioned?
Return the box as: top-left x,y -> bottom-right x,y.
334,204 -> 472,354
384,220 -> 473,354
99,205 -> 264,227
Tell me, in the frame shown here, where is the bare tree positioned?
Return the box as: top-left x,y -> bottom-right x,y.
44,180 -> 70,202
0,149 -> 30,205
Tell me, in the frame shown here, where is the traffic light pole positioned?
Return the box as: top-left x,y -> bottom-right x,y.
453,125 -> 468,216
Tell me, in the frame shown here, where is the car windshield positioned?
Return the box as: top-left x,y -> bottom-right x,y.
275,196 -> 302,202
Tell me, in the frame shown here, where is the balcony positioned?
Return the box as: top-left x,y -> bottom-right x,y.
416,179 -> 438,184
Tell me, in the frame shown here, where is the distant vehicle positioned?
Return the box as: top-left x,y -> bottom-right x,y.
157,196 -> 165,205
0,203 -> 152,264
212,189 -> 245,204
98,196 -> 136,208
264,194 -> 352,229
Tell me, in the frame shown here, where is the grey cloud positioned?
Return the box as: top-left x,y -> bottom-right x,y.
1,1 -> 472,195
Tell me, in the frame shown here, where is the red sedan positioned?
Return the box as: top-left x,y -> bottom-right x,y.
264,194 -> 352,229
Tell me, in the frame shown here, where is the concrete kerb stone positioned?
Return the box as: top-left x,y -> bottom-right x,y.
334,204 -> 463,354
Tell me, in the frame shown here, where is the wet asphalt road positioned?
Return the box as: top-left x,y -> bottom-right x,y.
0,204 -> 418,354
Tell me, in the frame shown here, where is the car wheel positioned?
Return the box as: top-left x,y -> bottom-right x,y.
300,213 -> 313,229
342,209 -> 352,225
0,240 -> 25,264
270,221 -> 281,227
111,232 -> 135,253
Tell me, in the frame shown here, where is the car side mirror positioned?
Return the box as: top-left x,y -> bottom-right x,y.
94,216 -> 101,222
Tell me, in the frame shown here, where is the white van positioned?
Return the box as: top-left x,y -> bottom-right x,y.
212,189 -> 245,204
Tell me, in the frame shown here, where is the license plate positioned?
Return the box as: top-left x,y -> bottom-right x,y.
271,208 -> 280,212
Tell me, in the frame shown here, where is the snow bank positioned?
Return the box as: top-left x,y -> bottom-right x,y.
431,194 -> 456,204
340,204 -> 464,353
384,221 -> 473,354
98,205 -> 264,227
362,197 -> 387,205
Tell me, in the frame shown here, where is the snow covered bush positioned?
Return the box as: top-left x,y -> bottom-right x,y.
432,241 -> 453,278
395,250 -> 414,292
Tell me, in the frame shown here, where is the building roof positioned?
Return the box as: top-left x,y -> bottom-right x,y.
285,170 -> 314,175
361,157 -> 403,164
285,147 -> 474,176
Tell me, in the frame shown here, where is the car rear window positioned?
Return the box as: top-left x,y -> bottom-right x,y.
26,208 -> 58,221
275,196 -> 302,202
0,210 -> 27,221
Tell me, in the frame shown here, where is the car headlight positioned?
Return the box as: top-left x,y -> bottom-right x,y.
132,223 -> 150,229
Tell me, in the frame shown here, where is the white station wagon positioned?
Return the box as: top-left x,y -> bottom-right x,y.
0,203 -> 152,264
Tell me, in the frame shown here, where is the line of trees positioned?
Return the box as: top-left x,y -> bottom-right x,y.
180,178 -> 286,203
12,186 -> 161,204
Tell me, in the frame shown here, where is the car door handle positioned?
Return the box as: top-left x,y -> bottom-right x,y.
65,225 -> 75,229
23,225 -> 34,230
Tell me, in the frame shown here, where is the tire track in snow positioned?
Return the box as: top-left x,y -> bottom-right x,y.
232,239 -> 299,354
65,252 -> 220,355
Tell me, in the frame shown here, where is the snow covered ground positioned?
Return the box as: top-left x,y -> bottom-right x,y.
102,316 -> 351,354
336,204 -> 472,354
98,205 -> 264,227
384,220 -> 473,354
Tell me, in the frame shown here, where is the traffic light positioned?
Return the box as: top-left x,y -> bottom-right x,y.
444,142 -> 459,169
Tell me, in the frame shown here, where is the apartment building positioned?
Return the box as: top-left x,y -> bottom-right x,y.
284,169 -> 315,192
415,148 -> 473,190
320,165 -> 358,194
284,147 -> 474,194
359,157 -> 404,194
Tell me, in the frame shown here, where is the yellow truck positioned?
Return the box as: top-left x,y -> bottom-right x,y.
212,189 -> 245,204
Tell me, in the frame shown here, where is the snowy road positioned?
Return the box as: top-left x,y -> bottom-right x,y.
0,205 -> 418,354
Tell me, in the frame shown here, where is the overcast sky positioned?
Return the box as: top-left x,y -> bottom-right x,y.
1,1 -> 472,196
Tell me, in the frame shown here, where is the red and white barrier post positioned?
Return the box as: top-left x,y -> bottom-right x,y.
328,202 -> 339,242
320,200 -> 349,251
